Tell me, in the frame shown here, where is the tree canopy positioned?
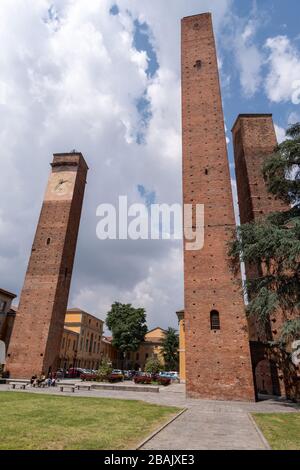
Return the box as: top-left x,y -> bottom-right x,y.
229,122 -> 300,346
144,356 -> 163,375
161,327 -> 179,371
106,302 -> 147,356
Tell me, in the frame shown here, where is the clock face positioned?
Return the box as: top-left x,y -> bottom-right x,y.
52,178 -> 72,196
45,170 -> 76,201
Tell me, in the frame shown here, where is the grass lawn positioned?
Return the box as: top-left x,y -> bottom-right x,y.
0,392 -> 180,450
252,413 -> 300,450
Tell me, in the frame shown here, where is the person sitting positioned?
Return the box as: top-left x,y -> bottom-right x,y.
30,375 -> 37,386
37,373 -> 46,387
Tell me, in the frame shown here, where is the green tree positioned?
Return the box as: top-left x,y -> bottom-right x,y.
144,356 -> 163,375
161,327 -> 179,371
106,302 -> 147,368
229,122 -> 300,397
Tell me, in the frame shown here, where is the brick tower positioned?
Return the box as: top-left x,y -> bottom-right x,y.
232,114 -> 288,396
232,114 -> 286,226
6,152 -> 88,378
182,13 -> 255,400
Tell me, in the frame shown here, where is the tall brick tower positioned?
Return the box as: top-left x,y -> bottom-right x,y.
6,152 -> 88,378
182,13 -> 255,400
232,114 -> 286,227
232,114 -> 288,396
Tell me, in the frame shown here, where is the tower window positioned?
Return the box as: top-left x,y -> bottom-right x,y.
210,310 -> 220,330
194,60 -> 202,70
46,238 -> 51,245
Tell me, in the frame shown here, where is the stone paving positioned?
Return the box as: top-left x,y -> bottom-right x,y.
0,382 -> 299,450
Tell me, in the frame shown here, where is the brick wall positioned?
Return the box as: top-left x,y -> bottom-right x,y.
232,114 -> 289,397
6,153 -> 88,378
182,14 -> 255,401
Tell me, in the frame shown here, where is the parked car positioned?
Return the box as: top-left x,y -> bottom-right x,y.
107,370 -> 124,382
123,370 -> 134,380
68,367 -> 86,378
80,371 -> 97,381
55,368 -> 65,379
159,371 -> 179,382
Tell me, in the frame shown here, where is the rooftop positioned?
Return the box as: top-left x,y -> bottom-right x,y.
0,288 -> 17,299
231,114 -> 273,132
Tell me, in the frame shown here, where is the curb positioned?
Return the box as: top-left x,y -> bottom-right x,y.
135,408 -> 188,450
247,413 -> 271,450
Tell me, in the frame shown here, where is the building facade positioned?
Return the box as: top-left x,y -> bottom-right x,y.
0,289 -> 17,363
100,336 -> 120,368
127,327 -> 166,371
6,152 -> 88,378
59,328 -> 79,371
59,308 -> 104,370
181,13 -> 255,400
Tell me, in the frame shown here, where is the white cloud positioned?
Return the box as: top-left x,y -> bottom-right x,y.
265,35 -> 300,103
288,111 -> 300,124
231,18 -> 264,96
274,123 -> 286,143
0,0 -> 233,329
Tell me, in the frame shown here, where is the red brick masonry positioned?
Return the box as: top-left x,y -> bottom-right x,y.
182,14 -> 255,400
6,153 -> 88,378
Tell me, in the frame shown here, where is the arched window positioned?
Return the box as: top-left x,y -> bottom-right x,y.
210,310 -> 220,330
46,238 -> 51,245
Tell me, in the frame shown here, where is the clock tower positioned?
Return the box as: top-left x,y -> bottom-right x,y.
6,152 -> 88,378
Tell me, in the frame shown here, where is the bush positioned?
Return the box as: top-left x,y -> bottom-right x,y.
144,356 -> 163,375
157,377 -> 171,386
133,375 -> 171,386
96,357 -> 113,382
134,375 -> 152,384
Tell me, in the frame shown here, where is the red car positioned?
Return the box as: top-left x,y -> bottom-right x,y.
80,371 -> 97,381
68,367 -> 85,378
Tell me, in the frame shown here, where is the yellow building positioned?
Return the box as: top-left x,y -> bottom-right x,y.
100,335 -> 120,368
127,327 -> 166,371
59,308 -> 104,370
176,310 -> 186,383
59,328 -> 79,370
0,288 -> 17,359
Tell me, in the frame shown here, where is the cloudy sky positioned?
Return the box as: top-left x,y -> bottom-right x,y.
0,0 -> 299,330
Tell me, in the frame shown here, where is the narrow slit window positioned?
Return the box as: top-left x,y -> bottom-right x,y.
210,310 -> 220,330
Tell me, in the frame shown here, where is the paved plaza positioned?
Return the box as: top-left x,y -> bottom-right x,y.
1,382 -> 299,450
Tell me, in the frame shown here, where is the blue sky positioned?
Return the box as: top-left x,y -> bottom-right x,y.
220,0 -> 300,131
